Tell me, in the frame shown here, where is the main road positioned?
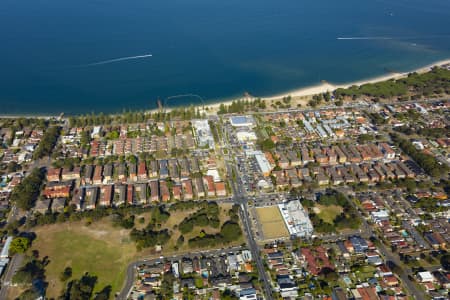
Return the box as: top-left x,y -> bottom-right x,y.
0,254 -> 24,300
226,162 -> 273,300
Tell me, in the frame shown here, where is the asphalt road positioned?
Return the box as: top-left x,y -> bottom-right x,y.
227,162 -> 273,300
0,254 -> 24,300
376,241 -> 426,300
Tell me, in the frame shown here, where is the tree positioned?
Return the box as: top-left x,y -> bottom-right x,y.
9,237 -> 30,255
357,134 -> 374,143
118,215 -> 135,229
441,254 -> 450,271
218,103 -> 227,114
177,235 -> 185,247
334,67 -> 450,100
94,285 -> 112,300
220,222 -> 242,242
66,273 -> 98,300
391,133 -> 448,177
127,155 -> 138,164
10,168 -> 45,210
130,228 -> 171,249
33,126 -> 61,159
18,289 -> 40,300
151,206 -> 170,224
13,258 -> 46,284
7,161 -> 20,173
60,266 -> 73,282
258,139 -> 275,151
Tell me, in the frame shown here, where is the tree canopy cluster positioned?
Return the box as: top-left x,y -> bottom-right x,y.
33,126 -> 61,159
187,221 -> 242,248
334,67 -> 450,100
441,254 -> 450,271
68,106 -> 201,128
257,138 -> 275,151
10,168 -> 45,210
14,257 -> 48,300
130,228 -> 171,250
127,206 -> 172,249
416,126 -> 449,139
0,117 -> 47,130
13,257 -> 47,285
112,214 -> 135,229
396,125 -> 449,139
307,190 -> 360,233
218,98 -> 266,114
391,133 -> 448,177
27,203 -> 154,228
60,273 -> 111,300
169,200 -> 217,212
178,202 -> 220,234
9,237 -> 31,255
150,206 -> 171,224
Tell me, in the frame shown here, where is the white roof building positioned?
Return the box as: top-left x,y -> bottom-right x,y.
192,119 -> 214,148
417,271 -> 434,282
278,200 -> 314,238
254,151 -> 272,176
206,169 -> 221,182
371,209 -> 390,222
236,131 -> 257,143
91,126 -> 102,139
172,262 -> 179,278
230,116 -> 255,127
257,179 -> 272,190
241,250 -> 252,262
0,236 -> 13,258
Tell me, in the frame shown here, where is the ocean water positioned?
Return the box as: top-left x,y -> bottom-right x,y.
1,0 -> 450,115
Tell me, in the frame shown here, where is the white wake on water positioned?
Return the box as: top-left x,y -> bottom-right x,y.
337,37 -> 393,40
82,54 -> 153,66
337,34 -> 450,41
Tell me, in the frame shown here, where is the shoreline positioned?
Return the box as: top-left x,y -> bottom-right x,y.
1,58 -> 449,118
198,58 -> 450,114
258,58 -> 450,101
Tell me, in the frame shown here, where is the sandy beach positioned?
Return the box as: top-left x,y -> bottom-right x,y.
203,58 -> 450,113
262,59 -> 450,101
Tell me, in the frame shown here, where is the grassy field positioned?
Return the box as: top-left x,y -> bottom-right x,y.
256,206 -> 289,240
31,220 -> 137,299
315,204 -> 343,224
27,204 -> 242,299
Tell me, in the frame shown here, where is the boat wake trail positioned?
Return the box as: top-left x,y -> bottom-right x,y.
337,37 -> 393,40
337,34 -> 450,41
82,54 -> 153,66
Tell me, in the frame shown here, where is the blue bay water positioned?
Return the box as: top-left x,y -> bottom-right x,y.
1,0 -> 450,114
